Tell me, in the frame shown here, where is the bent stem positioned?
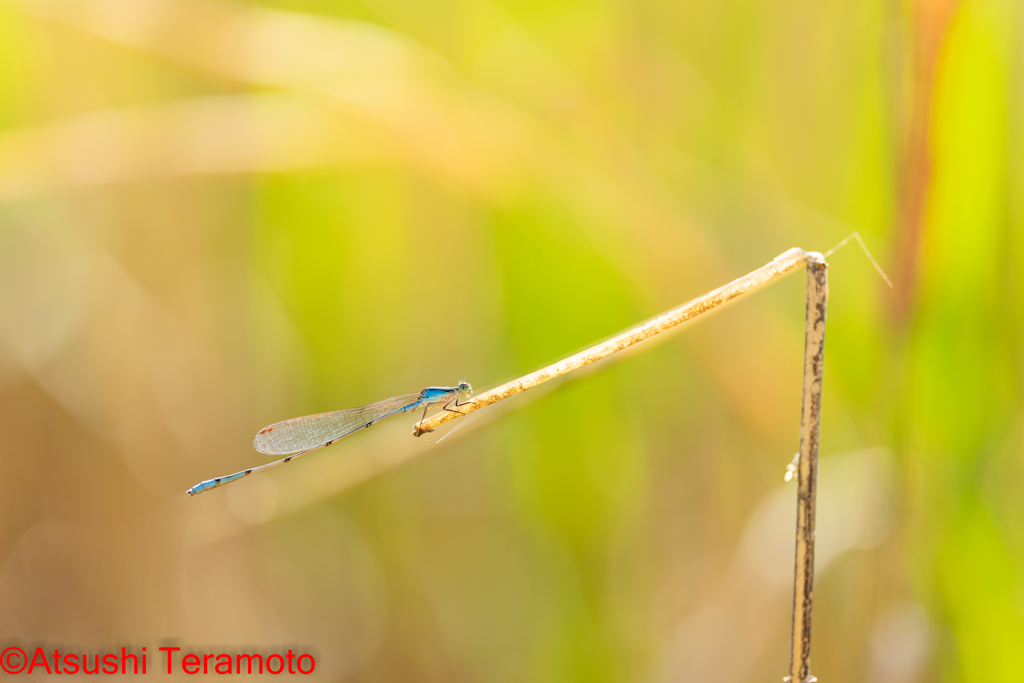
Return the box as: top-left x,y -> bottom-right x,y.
788,254 -> 828,683
414,247 -> 831,680
414,247 -> 817,436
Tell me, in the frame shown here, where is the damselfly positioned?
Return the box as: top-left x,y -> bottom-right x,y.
186,382 -> 473,496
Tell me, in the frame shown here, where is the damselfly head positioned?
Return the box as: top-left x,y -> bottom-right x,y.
458,381 -> 472,395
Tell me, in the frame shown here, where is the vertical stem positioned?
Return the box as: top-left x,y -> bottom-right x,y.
788,255 -> 828,683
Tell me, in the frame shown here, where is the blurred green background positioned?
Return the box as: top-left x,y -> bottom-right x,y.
0,0 -> 1021,680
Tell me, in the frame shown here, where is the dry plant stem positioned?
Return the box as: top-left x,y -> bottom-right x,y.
788,255 -> 828,683
414,247 -> 817,436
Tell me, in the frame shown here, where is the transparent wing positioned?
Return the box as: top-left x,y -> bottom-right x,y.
253,392 -> 422,455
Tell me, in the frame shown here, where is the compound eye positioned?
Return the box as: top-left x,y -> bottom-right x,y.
458,382 -> 472,393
